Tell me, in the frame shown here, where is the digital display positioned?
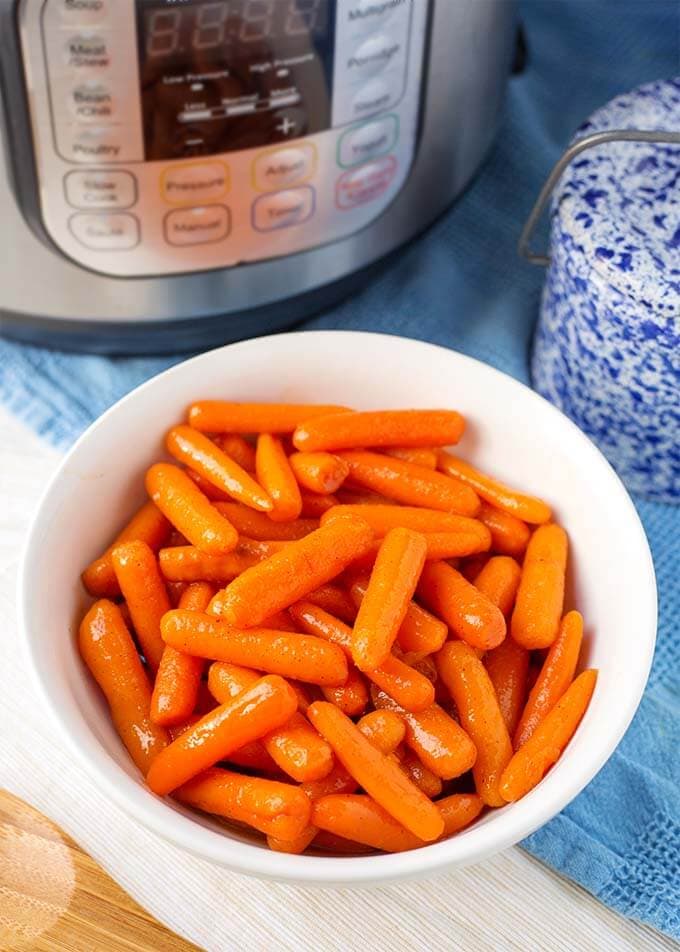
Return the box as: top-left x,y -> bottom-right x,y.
137,0 -> 335,160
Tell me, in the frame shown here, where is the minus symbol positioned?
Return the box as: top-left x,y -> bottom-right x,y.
276,69 -> 289,77
191,82 -> 204,91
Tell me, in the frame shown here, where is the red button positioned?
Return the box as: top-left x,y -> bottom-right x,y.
336,156 -> 397,210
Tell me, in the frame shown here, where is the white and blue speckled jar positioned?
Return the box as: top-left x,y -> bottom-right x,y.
531,78 -> 680,503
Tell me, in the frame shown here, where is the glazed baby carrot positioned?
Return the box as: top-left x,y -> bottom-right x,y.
438,794 -> 484,835
372,690 -> 477,780
477,502 -> 530,557
438,451 -> 551,524
255,434 -> 302,522
418,561 -> 506,650
188,402 -> 348,434
162,610 -> 348,686
349,577 -> 447,656
186,469 -> 230,502
500,669 -> 598,801
293,409 -> 466,452
150,581 -> 214,726
289,602 -> 434,713
306,584 -> 357,624
158,544 -> 269,583
167,425 -> 272,513
111,540 -> 170,671
399,753 -> 443,798
207,516 -> 374,626
514,610 -> 583,749
511,524 -> 568,649
214,502 -> 317,540
82,501 -> 171,598
146,674 -> 297,795
384,447 -> 438,469
299,491 -> 338,518
321,666 -> 369,717
321,504 -> 486,538
175,767 -> 311,841
213,434 -> 257,472
146,463 -> 238,555
437,641 -> 513,806
352,528 -> 427,671
484,638 -> 529,737
79,600 -> 168,773
307,701 -> 444,841
335,488 -> 397,506
338,452 -> 480,516
312,794 -> 424,852
474,556 -> 522,618
357,710 -> 406,754
289,452 -> 350,494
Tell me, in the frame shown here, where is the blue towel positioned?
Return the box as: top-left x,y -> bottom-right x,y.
1,0 -> 678,938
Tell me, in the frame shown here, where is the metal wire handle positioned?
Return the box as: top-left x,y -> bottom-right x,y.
518,128 -> 680,266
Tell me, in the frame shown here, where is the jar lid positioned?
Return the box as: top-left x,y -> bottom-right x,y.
552,78 -> 680,315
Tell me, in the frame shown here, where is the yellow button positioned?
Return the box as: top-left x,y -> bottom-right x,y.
161,162 -> 229,205
164,205 -> 231,246
253,144 -> 316,192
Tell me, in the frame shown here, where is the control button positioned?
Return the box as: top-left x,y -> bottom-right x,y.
55,0 -> 108,23
336,156 -> 397,209
64,34 -> 111,69
164,206 -> 231,246
347,34 -> 402,78
68,82 -> 115,121
338,115 -> 398,168
65,126 -> 126,162
253,144 -> 316,192
252,187 -> 315,232
350,77 -> 394,120
161,162 -> 229,205
345,0 -> 408,27
64,170 -> 136,209
69,212 -> 139,250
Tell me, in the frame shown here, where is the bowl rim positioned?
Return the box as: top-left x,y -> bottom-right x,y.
17,330 -> 658,884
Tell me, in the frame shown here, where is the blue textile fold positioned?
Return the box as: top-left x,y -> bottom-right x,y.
1,0 -> 678,939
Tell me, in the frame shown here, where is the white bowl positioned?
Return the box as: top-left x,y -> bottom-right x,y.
19,331 -> 657,885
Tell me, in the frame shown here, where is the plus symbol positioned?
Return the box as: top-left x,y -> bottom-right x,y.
276,116 -> 296,135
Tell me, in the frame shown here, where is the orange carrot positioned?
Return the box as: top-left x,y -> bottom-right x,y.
146,674 -> 297,795
511,524 -> 568,649
484,638 -> 530,737
305,584 -> 357,624
437,793 -> 485,835
255,434 -> 302,523
399,752 -> 443,798
307,701 -> 444,841
357,710 -> 406,754
158,544 -> 274,583
188,402 -> 348,434
150,581 -> 214,726
82,501 -> 171,598
372,689 -> 476,780
438,451 -> 551,524
300,491 -> 339,518
514,610 -> 583,749
474,556 -> 522,618
111,540 -> 169,671
289,602 -> 434,713
436,641 -> 513,806
78,600 -> 168,773
478,502 -> 531,557
146,463 -> 238,555
384,447 -> 438,469
167,425 -> 272,513
500,670 -> 598,801
175,766 -> 311,840
213,434 -> 256,473
349,576 -> 447,656
213,502 -> 317,540
418,561 -> 506,650
352,528 -> 427,672
321,666 -> 369,717
293,410 -> 465,452
207,516 -> 374,626
313,794 -> 424,852
321,504 -> 486,539
185,469 -> 230,502
289,452 -> 350,495
335,488 -> 398,506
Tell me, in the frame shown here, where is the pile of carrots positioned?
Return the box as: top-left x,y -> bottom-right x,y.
78,402 -> 597,855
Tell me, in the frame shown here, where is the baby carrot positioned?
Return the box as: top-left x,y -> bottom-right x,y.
82,501 -> 171,598
352,528 -> 427,672
255,434 -> 303,523
293,410 -> 466,452
111,540 -> 170,671
438,451 -> 551,524
399,753 -> 443,798
146,674 -> 297,795
213,434 -> 257,472
188,402 -> 348,434
306,584 -> 357,624
335,488 -> 397,506
186,469 -> 230,502
438,794 -> 484,836
349,576 -> 447,655
477,502 -> 530,557
514,610 -> 583,749
384,447 -> 438,469
474,556 -> 522,618
307,702 -> 444,841
321,504 -> 486,538
436,642 -> 513,806
289,602 -> 434,713
313,794 -> 424,852
162,610 -> 348,686
418,561 -> 506,650
321,666 -> 369,717
146,463 -> 238,555
484,638 -> 529,737
338,452 -> 480,516
79,600 -> 168,773
151,581 -> 214,726
372,690 -> 476,780
214,502 -> 317,540
167,425 -> 272,513
158,544 -> 274,583
207,516 -> 374,626
511,524 -> 568,649
357,710 -> 406,754
175,767 -> 311,841
300,491 -> 338,517
289,452 -> 350,495
500,670 -> 598,801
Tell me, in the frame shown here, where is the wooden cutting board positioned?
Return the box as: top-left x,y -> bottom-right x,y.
0,790 -> 203,952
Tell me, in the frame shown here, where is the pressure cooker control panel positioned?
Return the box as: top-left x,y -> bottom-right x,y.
19,0 -> 429,277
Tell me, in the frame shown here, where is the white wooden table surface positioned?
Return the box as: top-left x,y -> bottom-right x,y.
0,405 -> 675,952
